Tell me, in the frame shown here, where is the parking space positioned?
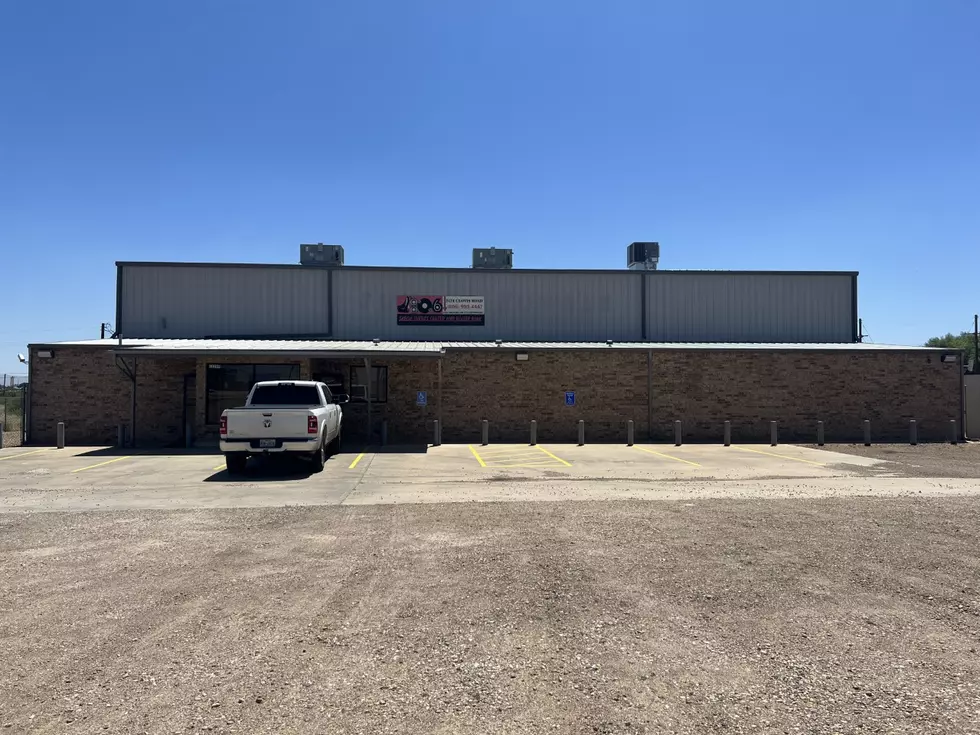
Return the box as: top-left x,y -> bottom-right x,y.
2,440 -> 973,512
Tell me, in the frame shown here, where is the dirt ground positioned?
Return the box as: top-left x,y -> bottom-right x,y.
813,441 -> 980,479
2,498 -> 980,734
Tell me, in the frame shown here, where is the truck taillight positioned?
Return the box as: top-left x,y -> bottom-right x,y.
308,415 -> 318,434
219,416 -> 227,436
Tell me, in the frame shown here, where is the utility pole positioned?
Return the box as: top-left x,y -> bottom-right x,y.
100,323 -> 105,339
974,314 -> 978,374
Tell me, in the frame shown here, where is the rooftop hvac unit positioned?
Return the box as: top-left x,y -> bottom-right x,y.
472,247 -> 513,269
300,243 -> 345,266
627,242 -> 660,270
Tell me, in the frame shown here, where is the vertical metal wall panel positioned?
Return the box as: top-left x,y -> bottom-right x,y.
331,269 -> 642,341
119,264 -> 854,342
645,273 -> 854,342
120,265 -> 331,337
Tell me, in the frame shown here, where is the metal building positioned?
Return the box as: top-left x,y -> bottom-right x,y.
24,244 -> 965,448
117,262 -> 857,343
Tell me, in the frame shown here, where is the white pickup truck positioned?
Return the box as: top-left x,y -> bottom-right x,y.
219,380 -> 348,475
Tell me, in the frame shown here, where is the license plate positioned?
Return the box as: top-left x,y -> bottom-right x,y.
259,439 -> 276,448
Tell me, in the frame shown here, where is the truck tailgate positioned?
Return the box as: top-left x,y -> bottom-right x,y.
225,408 -> 312,440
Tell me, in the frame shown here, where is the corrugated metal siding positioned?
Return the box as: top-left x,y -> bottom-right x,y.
118,264 -> 855,343
331,269 -> 642,341
645,273 -> 854,342
120,265 -> 331,338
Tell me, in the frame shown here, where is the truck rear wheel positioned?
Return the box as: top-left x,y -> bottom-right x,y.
225,453 -> 247,475
310,440 -> 326,473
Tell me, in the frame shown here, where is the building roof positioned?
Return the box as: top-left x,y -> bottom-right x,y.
115,260 -> 860,277
30,338 -> 954,355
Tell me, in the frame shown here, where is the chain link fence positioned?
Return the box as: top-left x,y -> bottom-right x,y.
1,374 -> 28,448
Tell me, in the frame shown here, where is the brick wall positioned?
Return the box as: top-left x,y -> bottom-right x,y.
28,346 -> 962,447
437,349 -> 961,444
28,347 -> 193,446
440,351 -> 647,443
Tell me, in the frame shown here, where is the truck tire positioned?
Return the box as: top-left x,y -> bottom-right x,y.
310,440 -> 326,473
225,453 -> 247,475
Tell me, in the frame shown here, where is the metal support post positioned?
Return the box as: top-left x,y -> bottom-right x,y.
578,420 -> 585,446
909,419 -> 917,446
863,420 -> 871,447
723,420 -> 731,447
433,419 -> 441,447
674,420 -> 682,447
117,424 -> 125,447
529,420 -> 537,446
626,420 -> 634,447
0,423 -> 4,450
57,422 -> 65,449
481,419 -> 489,446
950,419 -> 958,445
817,421 -> 825,447
770,421 -> 778,447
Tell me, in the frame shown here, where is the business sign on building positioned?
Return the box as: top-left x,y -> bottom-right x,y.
396,295 -> 485,326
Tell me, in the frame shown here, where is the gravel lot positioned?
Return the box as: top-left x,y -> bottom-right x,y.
813,441 -> 980,479
3,498 -> 980,734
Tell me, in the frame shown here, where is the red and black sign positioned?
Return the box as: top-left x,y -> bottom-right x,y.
396,295 -> 485,326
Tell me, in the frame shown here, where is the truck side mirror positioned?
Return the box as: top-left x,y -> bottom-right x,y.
333,393 -> 350,404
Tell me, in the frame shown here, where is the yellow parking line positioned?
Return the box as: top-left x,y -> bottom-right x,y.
213,463 -> 226,471
71,456 -> 132,473
348,452 -> 367,469
478,453 -> 547,462
535,446 -> 572,467
488,461 -> 565,468
468,445 -> 487,467
633,446 -> 701,467
732,445 -> 825,466
0,448 -> 51,461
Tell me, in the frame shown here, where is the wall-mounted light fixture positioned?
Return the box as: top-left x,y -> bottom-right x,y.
36,350 -> 54,359
941,354 -> 958,363
516,353 -> 529,362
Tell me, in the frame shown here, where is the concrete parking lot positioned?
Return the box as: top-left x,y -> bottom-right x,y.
2,441 -> 977,513
3,442 -> 980,733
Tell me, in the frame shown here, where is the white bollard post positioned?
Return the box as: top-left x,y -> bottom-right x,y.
481,419 -> 489,446
863,420 -> 871,447
57,422 -> 65,449
909,419 -> 917,446
723,420 -> 731,447
578,420 -> 585,446
627,420 -> 634,447
674,420 -> 682,447
530,420 -> 537,446
817,420 -> 825,446
770,421 -> 778,447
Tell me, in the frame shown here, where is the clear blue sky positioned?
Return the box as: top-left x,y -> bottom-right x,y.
2,0 -> 978,374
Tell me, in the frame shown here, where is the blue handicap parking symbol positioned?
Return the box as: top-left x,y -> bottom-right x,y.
565,391 -> 575,406
416,391 -> 427,406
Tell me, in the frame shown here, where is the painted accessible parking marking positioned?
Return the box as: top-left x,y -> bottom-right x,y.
468,444 -> 571,468
632,446 -> 701,467
731,445 -> 826,466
